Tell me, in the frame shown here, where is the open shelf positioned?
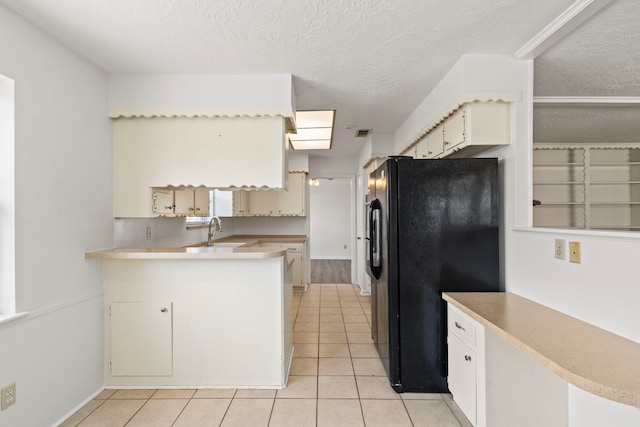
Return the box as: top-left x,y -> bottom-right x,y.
533,144 -> 640,230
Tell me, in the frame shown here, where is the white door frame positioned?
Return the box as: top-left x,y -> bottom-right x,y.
309,174 -> 357,284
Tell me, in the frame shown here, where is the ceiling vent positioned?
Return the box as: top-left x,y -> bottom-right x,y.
355,129 -> 371,138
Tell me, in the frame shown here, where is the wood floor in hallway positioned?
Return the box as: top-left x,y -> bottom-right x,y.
310,259 -> 351,284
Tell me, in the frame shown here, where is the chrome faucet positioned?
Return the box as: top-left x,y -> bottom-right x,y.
206,216 -> 223,246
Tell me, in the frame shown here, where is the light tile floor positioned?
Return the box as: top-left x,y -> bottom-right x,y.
61,283 -> 472,427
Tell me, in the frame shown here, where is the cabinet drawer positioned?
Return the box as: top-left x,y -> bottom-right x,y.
448,305 -> 476,348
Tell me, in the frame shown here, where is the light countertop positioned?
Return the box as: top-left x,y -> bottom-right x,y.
85,234 -> 306,260
443,292 -> 640,407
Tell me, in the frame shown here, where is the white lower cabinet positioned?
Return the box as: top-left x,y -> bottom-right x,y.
109,301 -> 173,377
447,303 -> 486,427
258,242 -> 306,287
448,333 -> 477,424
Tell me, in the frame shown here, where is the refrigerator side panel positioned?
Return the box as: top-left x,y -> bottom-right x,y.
370,164 -> 392,381
384,159 -> 401,388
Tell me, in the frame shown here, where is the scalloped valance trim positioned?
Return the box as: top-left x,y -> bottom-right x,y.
400,92 -> 521,154
155,184 -> 285,191
533,143 -> 640,150
108,109 -> 297,133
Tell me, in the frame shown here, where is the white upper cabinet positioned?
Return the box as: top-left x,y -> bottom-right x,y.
276,172 -> 306,215
401,101 -> 511,160
233,172 -> 307,217
441,102 -> 510,158
232,190 -> 250,216
428,123 -> 445,158
153,187 -> 210,217
114,116 -> 288,217
152,188 -> 174,216
415,123 -> 445,159
249,191 -> 277,215
174,188 -> 210,217
443,108 -> 466,149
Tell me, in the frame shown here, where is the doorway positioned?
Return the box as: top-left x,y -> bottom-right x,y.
309,176 -> 355,284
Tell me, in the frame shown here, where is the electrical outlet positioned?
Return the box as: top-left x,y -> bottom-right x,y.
569,241 -> 581,264
146,226 -> 152,240
555,239 -> 566,260
1,383 -> 16,410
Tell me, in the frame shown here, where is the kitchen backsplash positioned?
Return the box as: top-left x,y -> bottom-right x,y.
232,216 -> 307,235
114,217 -> 236,248
114,215 -> 306,248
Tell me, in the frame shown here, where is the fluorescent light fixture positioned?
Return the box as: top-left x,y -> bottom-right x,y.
289,110 -> 335,150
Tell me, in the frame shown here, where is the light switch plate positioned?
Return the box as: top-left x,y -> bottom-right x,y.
569,241 -> 581,264
555,239 -> 566,260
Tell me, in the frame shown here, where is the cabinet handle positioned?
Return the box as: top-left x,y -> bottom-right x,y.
464,355 -> 472,362
160,307 -> 168,313
454,321 -> 466,332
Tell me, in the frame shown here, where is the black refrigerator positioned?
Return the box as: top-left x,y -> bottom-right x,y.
366,156 -> 500,393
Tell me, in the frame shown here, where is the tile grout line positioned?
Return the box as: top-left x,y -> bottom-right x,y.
169,393 -> 190,426
122,389 -> 156,426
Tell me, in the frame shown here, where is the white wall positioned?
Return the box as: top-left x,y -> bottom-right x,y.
309,178 -> 352,259
108,73 -> 295,118
0,5 -> 112,427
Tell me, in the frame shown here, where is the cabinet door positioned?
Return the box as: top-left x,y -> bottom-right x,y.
448,333 -> 477,425
249,190 -> 277,215
152,189 -> 174,215
233,191 -> 250,216
277,172 -> 306,215
194,188 -> 210,216
415,138 -> 429,159
110,302 -> 173,376
443,108 -> 466,151
428,124 -> 445,158
174,189 -> 195,216
289,252 -> 303,286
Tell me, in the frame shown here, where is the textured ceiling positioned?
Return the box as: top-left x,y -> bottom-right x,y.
534,0 -> 640,144
1,0 -> 578,157
535,0 -> 640,96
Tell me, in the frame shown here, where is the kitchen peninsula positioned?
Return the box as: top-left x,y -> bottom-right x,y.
85,236 -> 304,389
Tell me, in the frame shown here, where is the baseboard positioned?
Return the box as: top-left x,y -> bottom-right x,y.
52,386 -> 105,427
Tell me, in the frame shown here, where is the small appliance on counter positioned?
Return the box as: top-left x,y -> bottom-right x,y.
366,156 -> 500,392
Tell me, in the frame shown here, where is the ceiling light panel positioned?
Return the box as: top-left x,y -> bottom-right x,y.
290,140 -> 331,150
296,110 -> 335,128
288,110 -> 335,150
288,127 -> 332,141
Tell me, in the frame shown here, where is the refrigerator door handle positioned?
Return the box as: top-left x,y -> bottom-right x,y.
369,199 -> 383,279
372,208 -> 381,268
